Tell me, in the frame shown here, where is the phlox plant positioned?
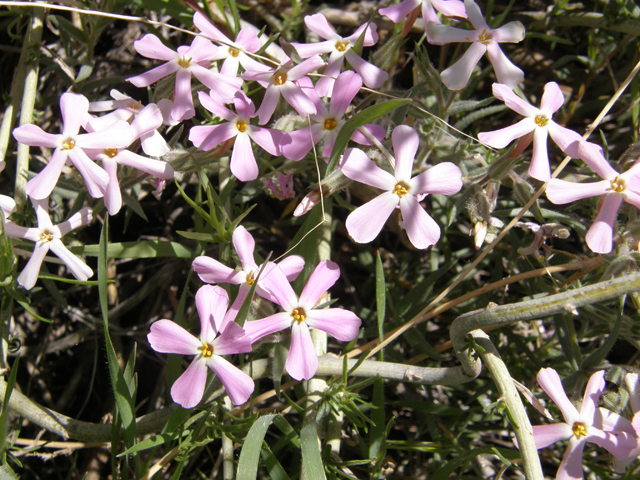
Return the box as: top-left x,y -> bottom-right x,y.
4,1 -> 640,479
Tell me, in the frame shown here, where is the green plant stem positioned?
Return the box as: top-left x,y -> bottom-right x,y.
222,397 -> 234,480
14,7 -> 44,209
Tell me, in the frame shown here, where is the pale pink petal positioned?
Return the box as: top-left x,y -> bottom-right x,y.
12,125 -> 60,148
485,42 -> 524,89
56,207 -> 92,236
346,191 -> 399,244
220,56 -> 241,77
60,93 -> 89,136
222,284 -> 251,330
464,0 -> 489,30
292,40 -> 335,59
346,21 -> 378,47
193,12 -> 229,43
305,308 -> 361,342
478,118 -> 535,149
171,68 -> 195,121
281,82 -> 317,116
351,124 -> 386,145
48,239 -> 93,281
185,36 -> 219,63
546,179 -> 609,205
586,193 -> 623,254
230,134 -> 258,181
587,429 -> 636,459
399,195 -> 441,249
148,319 -> 201,355
127,62 -> 179,88
344,50 -> 388,89
248,126 -> 285,156
299,260 -> 340,309
67,148 -> 109,198
531,424 -> 572,449
193,256 -> 244,285
192,68 -> 242,102
432,0 -> 467,18
409,162 -> 462,195
315,54 -> 344,98
580,370 -> 605,421
286,321 -> 318,381
441,42 -> 487,90
236,28 -> 261,53
196,285 -> 229,338
140,130 -> 170,157
255,86 -> 281,125
208,355 -> 255,405
596,408 -> 635,434
243,312 -> 293,342
258,264 -> 298,311
329,71 -> 362,118
341,147 -> 396,190
212,322 -> 252,355
134,34 -> 178,61
76,122 -> 133,150
304,13 -> 338,40
491,21 -> 526,43
277,255 -> 305,281
321,126 -> 341,158
288,55 -> 326,81
25,149 -> 68,200
491,83 -> 539,117
426,23 -> 477,46
547,122 -> 583,159
4,224 -> 33,241
540,82 -> 565,115
281,128 -> 316,161
578,141 -> 617,180
233,226 -> 256,271
197,91 -> 236,121
392,125 -> 419,182
624,189 -> 640,210
130,104 -> 163,140
32,198 -> 52,230
116,150 -> 174,179
189,122 -> 238,151
102,156 -> 122,215
297,76 -> 325,114
17,243 -> 49,290
557,437 -> 586,480
171,358 -> 208,408
529,126 -> 551,181
0,195 -> 16,217
234,91 -> 256,119
537,368 -> 580,423
380,0 -> 421,24
421,2 -> 440,23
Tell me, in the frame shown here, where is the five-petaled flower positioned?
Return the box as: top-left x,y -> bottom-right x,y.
380,0 -> 466,25
291,14 -> 388,96
5,198 -> 93,290
147,285 -> 254,408
528,368 -> 635,480
243,260 -> 361,381
426,0 -> 525,90
546,141 -> 640,254
341,125 -> 462,249
478,82 -> 582,181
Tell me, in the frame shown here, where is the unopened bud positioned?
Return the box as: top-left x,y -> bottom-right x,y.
261,170 -> 296,200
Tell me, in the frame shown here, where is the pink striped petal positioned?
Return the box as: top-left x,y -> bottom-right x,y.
259,264 -> 298,311
392,125 -> 419,182
341,147 -> 396,190
441,42 -> 486,90
171,358 -> 208,408
346,191 -> 398,244
189,122 -> 237,151
540,82 -> 565,115
578,141 -> 617,180
17,243 -> 49,289
25,149 -> 68,200
329,71 -> 362,118
486,42 -> 524,89
379,0 -> 421,24
531,424 -> 572,449
148,319 -> 201,355
60,93 -> 89,136
196,285 -> 229,338
13,125 -> 61,148
286,321 -> 318,380
230,134 -> 258,181
209,355 -> 255,405
197,91 -> 236,121
127,62 -> 179,88
102,156 -> 122,215
212,322 -> 252,355
345,50 -> 388,89
243,312 -> 293,342
277,255 -> 305,281
305,308 -> 361,342
304,13 -> 337,40
248,126 -> 285,156
300,260 -> 340,309
586,193 -> 623,254
56,207 -> 92,236
116,150 -> 174,179
171,69 -> 195,121
233,226 -> 256,271
67,148 -> 109,198
546,179 -> 609,205
537,368 -> 580,424
193,256 -> 244,285
134,34 -> 178,61
399,195 -> 441,249
492,83 -> 539,117
478,118 -> 535,149
580,371 -> 605,421
409,162 -> 462,195
529,126 -> 551,181
491,21 -> 526,43
557,437 -> 586,480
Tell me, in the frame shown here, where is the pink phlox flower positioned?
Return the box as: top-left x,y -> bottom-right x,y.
192,225 -> 304,328
290,14 -> 388,96
193,11 -> 264,77
528,368 -> 635,480
12,92 -> 132,200
281,72 -> 386,161
426,0 -> 525,90
546,141 -> 640,254
126,33 -> 243,121
0,195 -> 16,219
380,0 -> 466,25
341,125 -> 462,249
5,198 -> 93,290
189,90 -> 285,181
261,170 -> 296,200
243,260 -> 361,381
88,90 -> 170,157
84,104 -> 175,215
478,82 -> 582,181
242,55 -> 326,124
147,285 -> 254,408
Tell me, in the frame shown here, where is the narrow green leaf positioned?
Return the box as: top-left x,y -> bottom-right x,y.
326,100 -> 410,175
0,356 -> 19,459
375,252 -> 385,361
261,443 -> 292,480
369,378 -> 385,464
68,240 -> 193,258
581,314 -> 623,370
300,420 -> 327,480
175,180 -> 212,225
118,432 -> 188,457
236,414 -> 279,480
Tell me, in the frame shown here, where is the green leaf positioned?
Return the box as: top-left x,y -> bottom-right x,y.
369,378 -> 386,464
260,443 -> 292,480
581,314 -> 623,370
300,420 -> 327,480
0,356 -> 20,459
375,252 -> 386,361
176,231 -> 220,242
118,432 -> 188,457
326,100 -> 410,175
236,414 -> 279,479
68,240 -> 193,258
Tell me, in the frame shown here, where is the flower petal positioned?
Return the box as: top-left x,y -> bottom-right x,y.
192,256 -> 244,285
277,255 -> 305,281
197,91 -> 236,121
67,148 -> 109,198
134,34 -> 178,61
286,321 -> 318,381
478,118 -> 536,149
12,125 -> 60,148
304,13 -> 337,40
586,193 -> 623,254
557,437 -> 586,480
258,263 -> 298,311
116,150 -> 174,179
196,285 -> 229,339
547,122 -> 583,159
243,312 -> 293,342
48,240 -> 94,281
346,191 -> 398,243
537,368 -> 580,424
580,370 -> 605,421
344,50 -> 388,89
531,424 -> 572,450
148,319 -> 201,355
189,122 -> 237,151
441,41 -> 486,90
305,308 -> 361,342
25,149 -> 68,200
464,0 -> 489,30
491,83 -> 539,117
529,126 -> 551,181
233,226 -> 256,271
399,195 -> 441,249
17,243 -> 49,290
300,260 -> 340,309
427,23 -> 477,46
248,126 -> 284,157
209,355 -> 255,405
392,125 -> 419,182
128,62 -> 179,88
491,21 -> 526,43
171,69 -> 196,121
540,82 -> 565,115
578,141 -> 617,180
341,148 -> 396,190
545,179 -> 609,205
171,358 -> 208,408
230,134 -> 258,182
281,82 -> 317,116
255,86 -> 281,125
409,162 -> 462,195
329,71 -> 362,118
379,0 -> 421,24
281,128 -> 316,161
485,42 -> 524,89
212,322 -> 252,355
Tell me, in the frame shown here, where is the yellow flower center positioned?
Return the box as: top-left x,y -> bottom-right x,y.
61,138 -> 75,150
236,119 -> 248,133
478,29 -> 493,45
291,307 -> 306,323
323,118 -> 338,130
39,230 -> 54,243
393,181 -> 410,197
335,40 -> 349,52
273,70 -> 288,85
104,147 -> 118,158
200,342 -> 214,358
177,55 -> 192,68
611,176 -> 626,193
127,100 -> 142,110
535,115 -> 549,127
229,47 -> 240,57
572,422 -> 587,438
246,271 -> 255,285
